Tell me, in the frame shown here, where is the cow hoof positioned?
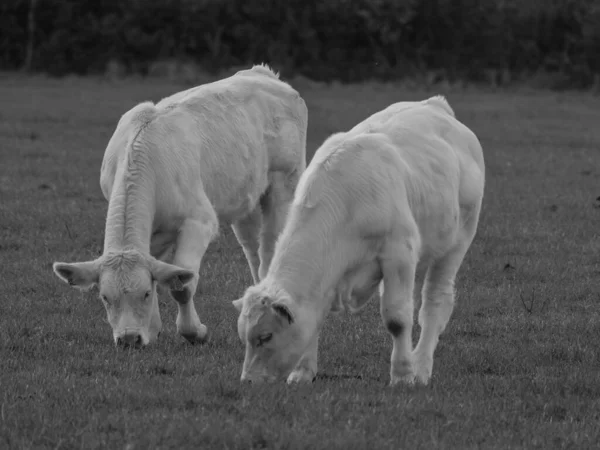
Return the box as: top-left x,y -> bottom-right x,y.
389,373 -> 416,387
179,324 -> 209,345
286,368 -> 316,384
412,354 -> 433,385
389,360 -> 416,387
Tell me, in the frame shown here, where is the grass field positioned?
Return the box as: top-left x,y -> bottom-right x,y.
1,73 -> 599,449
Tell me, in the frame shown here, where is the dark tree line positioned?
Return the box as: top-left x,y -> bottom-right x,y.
1,0 -> 599,87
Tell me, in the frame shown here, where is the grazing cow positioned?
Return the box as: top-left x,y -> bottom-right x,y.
53,64 -> 307,348
233,96 -> 485,385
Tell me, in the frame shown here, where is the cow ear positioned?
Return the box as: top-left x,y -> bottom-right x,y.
150,259 -> 195,291
53,261 -> 100,290
272,301 -> 294,325
232,298 -> 244,312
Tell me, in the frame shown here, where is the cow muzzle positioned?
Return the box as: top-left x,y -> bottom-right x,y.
115,330 -> 146,349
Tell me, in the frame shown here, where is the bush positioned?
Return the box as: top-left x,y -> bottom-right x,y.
1,0 -> 599,87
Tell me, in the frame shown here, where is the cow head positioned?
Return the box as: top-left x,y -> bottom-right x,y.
233,284 -> 316,383
53,249 -> 195,347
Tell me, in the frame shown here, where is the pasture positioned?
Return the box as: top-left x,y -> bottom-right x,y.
0,73 -> 599,449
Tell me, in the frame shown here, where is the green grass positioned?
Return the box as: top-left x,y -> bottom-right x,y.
1,73 -> 600,449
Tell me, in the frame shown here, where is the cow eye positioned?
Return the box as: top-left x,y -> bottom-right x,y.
257,333 -> 273,347
144,291 -> 151,300
100,295 -> 109,304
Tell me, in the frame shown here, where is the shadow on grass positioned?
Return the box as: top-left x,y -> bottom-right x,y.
316,372 -> 367,381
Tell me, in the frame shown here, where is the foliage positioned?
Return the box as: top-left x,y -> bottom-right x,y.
1,0 -> 600,83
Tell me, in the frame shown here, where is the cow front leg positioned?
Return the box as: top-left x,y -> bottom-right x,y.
171,213 -> 218,344
287,335 -> 319,384
380,239 -> 418,386
231,207 -> 262,284
148,244 -> 175,341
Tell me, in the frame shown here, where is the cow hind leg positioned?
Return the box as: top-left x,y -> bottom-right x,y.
258,172 -> 296,280
231,207 -> 262,284
413,222 -> 478,384
170,203 -> 219,344
379,237 -> 419,386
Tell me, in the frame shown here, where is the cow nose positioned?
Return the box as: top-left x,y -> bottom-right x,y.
116,332 -> 143,348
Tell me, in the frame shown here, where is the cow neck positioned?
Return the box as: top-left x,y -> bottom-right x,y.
103,141 -> 156,254
268,219 -> 344,313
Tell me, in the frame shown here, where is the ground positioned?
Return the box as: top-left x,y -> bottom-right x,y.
0,73 -> 599,449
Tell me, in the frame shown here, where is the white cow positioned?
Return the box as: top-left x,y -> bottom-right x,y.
233,96 -> 485,386
53,64 -> 307,347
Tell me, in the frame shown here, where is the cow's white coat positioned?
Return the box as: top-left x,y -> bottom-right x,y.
53,64 -> 307,347
234,96 -> 485,385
